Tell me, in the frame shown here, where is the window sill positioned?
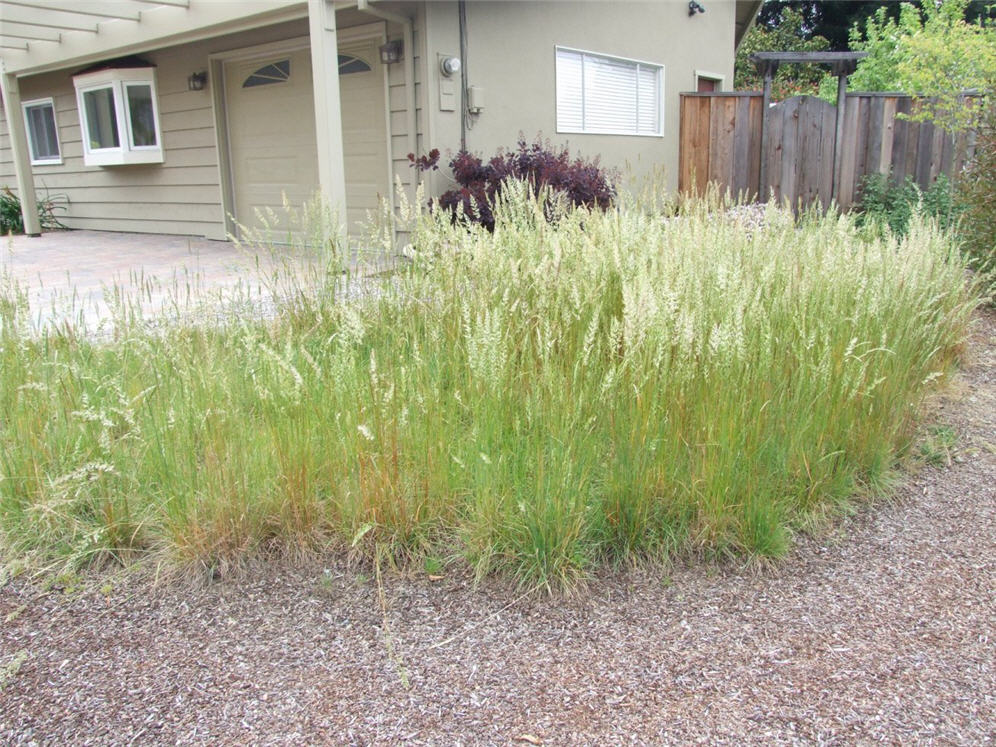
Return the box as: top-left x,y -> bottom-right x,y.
83,149 -> 164,167
556,128 -> 664,138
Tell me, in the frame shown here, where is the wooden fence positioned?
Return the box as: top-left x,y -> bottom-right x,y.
678,92 -> 976,210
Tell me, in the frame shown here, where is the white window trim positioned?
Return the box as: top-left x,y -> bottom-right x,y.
122,81 -> 163,152
73,67 -> 164,166
555,45 -> 665,138
22,97 -> 62,166
694,70 -> 726,91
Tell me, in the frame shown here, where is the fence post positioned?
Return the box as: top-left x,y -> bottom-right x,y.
829,60 -> 858,206
757,62 -> 776,202
831,75 -> 847,204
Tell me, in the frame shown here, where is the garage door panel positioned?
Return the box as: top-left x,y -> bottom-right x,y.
225,41 -> 389,242
245,156 -> 301,184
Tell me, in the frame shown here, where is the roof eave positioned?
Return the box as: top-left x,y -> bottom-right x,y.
0,0 -> 308,77
734,0 -> 764,51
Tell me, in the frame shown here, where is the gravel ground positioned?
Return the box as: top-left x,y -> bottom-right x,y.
1,308 -> 993,745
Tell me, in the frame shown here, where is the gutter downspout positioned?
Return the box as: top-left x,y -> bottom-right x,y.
458,0 -> 467,151
357,0 -> 417,166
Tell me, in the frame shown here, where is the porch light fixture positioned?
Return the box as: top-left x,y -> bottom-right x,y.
688,1 -> 705,15
187,71 -> 208,91
379,40 -> 404,65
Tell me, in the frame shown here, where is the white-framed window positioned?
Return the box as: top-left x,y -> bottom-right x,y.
22,97 -> 62,165
73,67 -> 164,166
556,46 -> 663,137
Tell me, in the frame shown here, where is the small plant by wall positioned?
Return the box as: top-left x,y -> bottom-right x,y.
0,186 -> 68,235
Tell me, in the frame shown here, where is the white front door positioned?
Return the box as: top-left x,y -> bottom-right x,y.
224,39 -> 389,241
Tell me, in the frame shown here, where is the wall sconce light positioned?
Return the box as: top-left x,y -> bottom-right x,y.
688,1 -> 705,15
187,71 -> 207,91
379,40 -> 404,65
439,56 -> 461,77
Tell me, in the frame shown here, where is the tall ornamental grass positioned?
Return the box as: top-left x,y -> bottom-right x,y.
0,187 -> 977,590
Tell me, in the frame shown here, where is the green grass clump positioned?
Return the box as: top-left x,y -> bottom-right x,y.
0,186 -> 978,591
856,173 -> 959,238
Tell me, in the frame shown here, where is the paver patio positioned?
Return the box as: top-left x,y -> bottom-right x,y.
0,229 -> 349,331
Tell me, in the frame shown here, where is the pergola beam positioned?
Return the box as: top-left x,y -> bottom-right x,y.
750,51 -> 868,80
0,1 -> 304,75
1,28 -> 63,43
0,11 -> 100,34
2,1 -> 142,21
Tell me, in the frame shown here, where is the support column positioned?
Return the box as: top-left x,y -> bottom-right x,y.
308,0 -> 348,244
0,67 -> 42,236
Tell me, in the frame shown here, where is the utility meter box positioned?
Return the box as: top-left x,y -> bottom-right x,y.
467,85 -> 485,114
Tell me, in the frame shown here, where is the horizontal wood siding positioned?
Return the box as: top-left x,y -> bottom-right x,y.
1,18 -> 311,239
386,18 -> 423,246
387,29 -> 422,207
7,47 -> 225,238
3,14 -> 424,242
0,111 -> 13,188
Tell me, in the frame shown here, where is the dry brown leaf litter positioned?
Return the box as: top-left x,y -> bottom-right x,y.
1,309 -> 993,746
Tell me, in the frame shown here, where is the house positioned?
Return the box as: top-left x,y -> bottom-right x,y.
0,0 -> 761,241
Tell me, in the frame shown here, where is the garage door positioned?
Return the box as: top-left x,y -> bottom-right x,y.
224,40 -> 390,241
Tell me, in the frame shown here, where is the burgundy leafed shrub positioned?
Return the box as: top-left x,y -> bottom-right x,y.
408,138 -> 616,231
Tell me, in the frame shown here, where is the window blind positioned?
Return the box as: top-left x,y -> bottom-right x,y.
556,47 -> 662,136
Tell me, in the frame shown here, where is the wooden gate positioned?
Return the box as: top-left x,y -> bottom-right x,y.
764,95 -> 837,209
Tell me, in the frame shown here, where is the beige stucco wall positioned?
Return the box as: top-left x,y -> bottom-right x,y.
421,0 -> 736,193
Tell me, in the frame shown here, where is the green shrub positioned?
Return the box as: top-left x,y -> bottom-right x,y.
734,8 -> 832,100
0,186 -> 68,234
0,187 -> 977,591
829,1 -> 996,132
856,173 -> 959,237
956,98 -> 996,302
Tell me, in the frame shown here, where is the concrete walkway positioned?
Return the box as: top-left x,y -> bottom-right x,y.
0,229 -> 346,332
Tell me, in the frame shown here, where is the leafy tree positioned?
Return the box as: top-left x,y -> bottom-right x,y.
734,7 -> 831,99
755,1 -> 908,51
755,1 -> 995,50
823,0 -> 996,130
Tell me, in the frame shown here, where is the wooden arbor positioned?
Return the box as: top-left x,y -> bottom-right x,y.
750,51 -> 867,203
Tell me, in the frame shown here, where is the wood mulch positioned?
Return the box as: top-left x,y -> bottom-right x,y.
1,309 -> 994,745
